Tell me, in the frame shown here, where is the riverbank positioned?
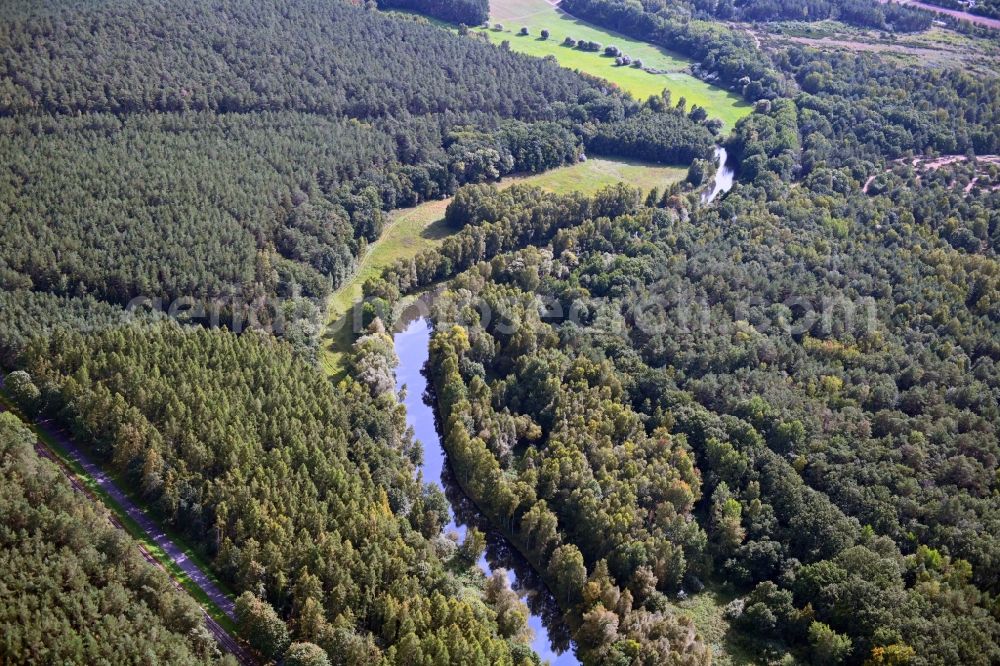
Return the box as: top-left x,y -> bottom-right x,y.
321,157 -> 687,376
392,316 -> 580,664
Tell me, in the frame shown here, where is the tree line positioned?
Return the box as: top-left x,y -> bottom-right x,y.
681,0 -> 934,32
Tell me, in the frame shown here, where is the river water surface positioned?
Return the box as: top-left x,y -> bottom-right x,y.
703,146 -> 735,203
394,316 -> 578,665
391,152 -> 738,662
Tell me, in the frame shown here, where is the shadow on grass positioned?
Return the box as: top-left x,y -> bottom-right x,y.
420,218 -> 453,241
322,310 -> 357,382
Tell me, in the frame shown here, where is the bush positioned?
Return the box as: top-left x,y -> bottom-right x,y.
519,26 -> 528,35
808,621 -> 852,664
540,28 -> 549,39
235,592 -> 290,659
4,371 -> 41,417
284,642 -> 330,666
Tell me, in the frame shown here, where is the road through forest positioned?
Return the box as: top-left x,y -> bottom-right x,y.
0,400 -> 254,665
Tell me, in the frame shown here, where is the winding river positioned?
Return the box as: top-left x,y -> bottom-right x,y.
391,155 -> 736,664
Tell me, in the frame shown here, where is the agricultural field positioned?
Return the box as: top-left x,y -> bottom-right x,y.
321,157 -> 686,375
476,0 -> 751,127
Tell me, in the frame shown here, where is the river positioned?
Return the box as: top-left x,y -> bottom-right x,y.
703,145 -> 735,203
394,316 -> 578,665
390,151 -> 738,663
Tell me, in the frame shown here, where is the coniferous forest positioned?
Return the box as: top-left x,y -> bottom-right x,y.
0,411 -> 222,664
1,0 -> 999,664
0,0 -> 709,315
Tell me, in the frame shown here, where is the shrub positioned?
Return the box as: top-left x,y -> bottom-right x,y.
284,642 -> 330,666
5,371 -> 41,417
808,621 -> 852,664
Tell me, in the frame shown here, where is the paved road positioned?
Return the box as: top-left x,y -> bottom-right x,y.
0,401 -> 254,664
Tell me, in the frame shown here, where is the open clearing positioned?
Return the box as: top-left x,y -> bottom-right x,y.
478,0 -> 751,127
665,584 -> 777,665
748,20 -> 1000,73
321,157 -> 686,376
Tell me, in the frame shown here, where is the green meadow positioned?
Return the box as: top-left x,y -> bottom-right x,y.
321,157 -> 686,376
479,0 -> 751,127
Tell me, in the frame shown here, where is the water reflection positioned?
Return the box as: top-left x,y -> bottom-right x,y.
393,315 -> 579,664
702,145 -> 735,203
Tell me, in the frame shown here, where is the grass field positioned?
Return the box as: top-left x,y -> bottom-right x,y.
321,157 -> 686,376
513,155 -> 687,195
321,198 -> 451,377
479,0 -> 751,127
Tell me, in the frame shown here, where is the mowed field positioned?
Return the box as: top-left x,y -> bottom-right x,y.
321,157 -> 686,375
479,0 -> 751,127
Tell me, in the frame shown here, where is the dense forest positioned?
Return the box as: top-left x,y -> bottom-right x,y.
378,0 -> 489,25
0,411 -> 225,664
0,0 -> 709,327
355,11 -> 1000,661
0,1 -> 717,661
8,323 -> 542,664
2,0 -> 1000,662
390,150 -> 1000,661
